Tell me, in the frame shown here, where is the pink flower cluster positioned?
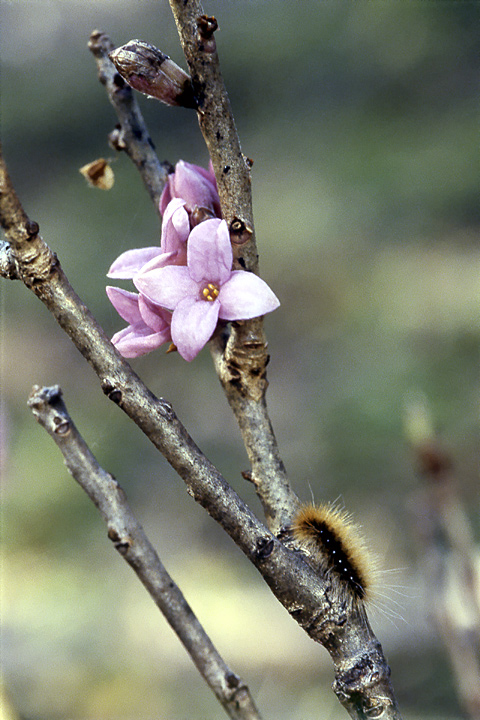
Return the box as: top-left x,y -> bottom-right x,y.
107,161 -> 279,361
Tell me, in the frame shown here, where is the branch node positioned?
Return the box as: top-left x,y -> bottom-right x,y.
241,470 -> 253,482
101,379 -> 123,404
229,217 -> 253,246
255,536 -> 275,561
53,419 -> 71,436
25,220 -> 40,238
225,671 -> 240,689
108,125 -> 128,152
88,29 -> 114,58
197,14 -> 218,40
107,526 -> 133,555
333,648 -> 393,716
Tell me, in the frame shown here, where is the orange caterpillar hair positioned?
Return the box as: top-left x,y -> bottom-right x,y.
291,503 -> 377,604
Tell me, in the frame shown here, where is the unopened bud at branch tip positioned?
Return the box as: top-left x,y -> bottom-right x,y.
109,40 -> 197,109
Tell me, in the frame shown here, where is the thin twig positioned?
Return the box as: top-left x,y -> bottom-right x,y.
1,143 -> 401,719
210,331 -> 300,531
88,30 -> 171,211
167,1 -> 299,531
27,384 -> 263,720
166,5 -> 256,273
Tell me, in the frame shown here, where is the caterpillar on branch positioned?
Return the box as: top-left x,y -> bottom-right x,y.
291,503 -> 378,606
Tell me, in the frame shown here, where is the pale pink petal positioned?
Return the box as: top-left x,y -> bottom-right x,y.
159,179 -> 173,215
217,271 -> 280,321
195,161 -> 217,189
171,205 -> 190,239
134,265 -> 198,309
187,219 -> 232,285
138,294 -> 172,333
106,286 -> 142,324
161,198 -> 189,253
171,295 -> 220,361
112,324 -> 170,358
107,247 -> 162,278
160,161 -> 221,217
138,250 -> 184,275
173,160 -> 219,212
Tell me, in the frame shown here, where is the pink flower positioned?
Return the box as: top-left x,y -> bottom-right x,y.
106,198 -> 191,359
106,286 -> 172,358
134,218 -> 280,361
160,160 -> 221,217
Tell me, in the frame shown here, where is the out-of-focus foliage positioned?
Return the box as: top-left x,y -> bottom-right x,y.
2,1 -> 478,719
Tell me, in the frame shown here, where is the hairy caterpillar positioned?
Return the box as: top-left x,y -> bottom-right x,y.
291,503 -> 377,605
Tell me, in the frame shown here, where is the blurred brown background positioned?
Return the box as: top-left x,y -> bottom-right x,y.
1,1 -> 479,719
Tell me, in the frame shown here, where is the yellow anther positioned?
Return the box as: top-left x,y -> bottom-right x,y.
202,282 -> 219,301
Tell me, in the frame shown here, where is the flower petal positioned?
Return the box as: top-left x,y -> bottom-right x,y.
171,205 -> 190,239
138,250 -> 186,275
106,286 -> 142,324
195,161 -> 217,189
173,160 -> 219,212
159,179 -> 173,216
161,198 -> 189,253
159,161 -> 221,216
107,247 -> 162,278
187,219 -> 232,285
134,265 -> 198,310
171,295 -> 220,361
217,271 -> 280,321
112,323 -> 170,358
138,294 -> 172,333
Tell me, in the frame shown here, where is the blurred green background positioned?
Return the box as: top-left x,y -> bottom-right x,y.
1,1 -> 479,719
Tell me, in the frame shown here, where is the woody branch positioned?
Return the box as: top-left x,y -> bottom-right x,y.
27,384 -> 262,720
88,29 -> 171,212
106,2 -> 299,532
169,0 -> 298,531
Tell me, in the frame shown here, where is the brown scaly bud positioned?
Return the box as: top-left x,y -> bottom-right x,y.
109,40 -> 197,109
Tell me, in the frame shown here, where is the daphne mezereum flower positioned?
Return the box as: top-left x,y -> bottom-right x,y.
106,286 -> 172,358
160,160 -> 221,217
134,218 -> 280,361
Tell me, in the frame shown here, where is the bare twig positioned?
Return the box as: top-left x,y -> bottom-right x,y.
166,1 -> 299,530
210,331 -> 300,531
27,384 -> 262,720
1,146 -> 402,718
167,5 -> 256,273
88,30 -> 171,211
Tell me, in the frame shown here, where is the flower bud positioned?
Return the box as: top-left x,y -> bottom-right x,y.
160,160 -> 221,217
109,40 -> 197,109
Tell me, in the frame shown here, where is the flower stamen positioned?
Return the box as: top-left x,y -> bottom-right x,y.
202,282 -> 220,301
